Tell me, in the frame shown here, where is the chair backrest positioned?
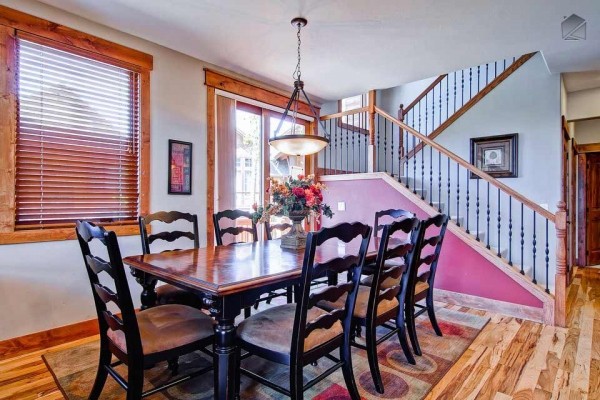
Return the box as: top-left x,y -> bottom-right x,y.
292,222 -> 372,360
408,214 -> 449,296
369,216 -> 421,319
265,220 -> 293,240
374,209 -> 415,237
139,211 -> 199,254
76,220 -> 142,360
213,209 -> 258,246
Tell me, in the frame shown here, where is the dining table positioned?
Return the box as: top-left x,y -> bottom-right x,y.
123,237 -> 388,400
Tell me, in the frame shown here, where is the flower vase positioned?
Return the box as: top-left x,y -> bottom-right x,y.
281,212 -> 308,249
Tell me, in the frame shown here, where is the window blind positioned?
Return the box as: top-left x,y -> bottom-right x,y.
15,38 -> 140,229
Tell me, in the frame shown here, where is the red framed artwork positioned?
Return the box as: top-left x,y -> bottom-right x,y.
168,140 -> 193,194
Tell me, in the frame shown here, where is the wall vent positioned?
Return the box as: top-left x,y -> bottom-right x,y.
562,14 -> 586,41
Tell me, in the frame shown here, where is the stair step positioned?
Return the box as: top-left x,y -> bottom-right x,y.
398,176 -> 415,186
450,215 -> 464,226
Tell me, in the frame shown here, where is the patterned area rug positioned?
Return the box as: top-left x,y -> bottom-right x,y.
43,307 -> 488,399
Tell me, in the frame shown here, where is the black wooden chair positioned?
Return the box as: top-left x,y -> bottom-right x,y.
374,208 -> 415,237
319,217 -> 421,393
213,209 -> 258,245
76,220 -> 214,400
405,214 -> 449,357
137,211 -> 203,309
265,220 -> 293,240
236,222 -> 372,400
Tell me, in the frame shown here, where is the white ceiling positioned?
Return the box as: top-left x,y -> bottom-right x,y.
33,0 -> 600,101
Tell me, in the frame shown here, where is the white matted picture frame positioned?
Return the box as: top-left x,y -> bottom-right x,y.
470,134 -> 518,178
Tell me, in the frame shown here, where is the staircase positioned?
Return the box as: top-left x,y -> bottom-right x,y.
315,56 -> 570,325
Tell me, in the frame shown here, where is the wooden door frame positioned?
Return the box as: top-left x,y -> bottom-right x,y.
577,146 -> 600,266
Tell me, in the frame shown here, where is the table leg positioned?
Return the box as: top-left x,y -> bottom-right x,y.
214,318 -> 237,400
132,269 -> 157,310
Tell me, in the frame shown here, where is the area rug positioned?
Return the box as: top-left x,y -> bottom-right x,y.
43,307 -> 488,399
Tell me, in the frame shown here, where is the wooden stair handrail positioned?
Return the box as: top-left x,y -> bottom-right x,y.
403,53 -> 536,160
320,106 -> 369,121
401,74 -> 447,117
374,105 -> 556,222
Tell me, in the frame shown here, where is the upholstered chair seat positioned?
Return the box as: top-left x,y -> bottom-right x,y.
319,286 -> 399,320
156,284 -> 204,308
361,264 -> 406,289
237,304 -> 343,355
414,281 -> 430,296
107,304 -> 214,355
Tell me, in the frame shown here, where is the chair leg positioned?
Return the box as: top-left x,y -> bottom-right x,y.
340,341 -> 360,400
286,286 -> 293,303
126,364 -> 144,400
167,357 -> 179,375
396,308 -> 416,365
89,343 -> 111,400
406,303 -> 422,356
426,291 -> 443,336
365,322 -> 384,394
235,346 -> 241,398
244,307 -> 251,318
289,363 -> 304,400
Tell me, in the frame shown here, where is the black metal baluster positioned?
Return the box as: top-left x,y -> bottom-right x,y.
352,114 -> 355,173
446,76 -> 449,122
477,65 -> 480,93
390,120 -> 394,177
545,219 -> 550,293
383,118 -> 387,173
486,181 -> 490,249
376,115 -> 380,172
497,188 -> 501,257
486,63 -> 489,86
456,163 -> 460,226
405,115 -> 410,185
520,203 -> 525,274
438,151 -> 442,212
447,157 -> 451,217
453,71 -> 457,113
421,138 -> 425,199
430,86 -> 433,134
412,133 -> 416,193
333,119 -> 337,174
364,121 -> 367,172
476,177 -> 480,241
495,61 -> 497,79
508,196 -> 513,265
439,81 -> 442,128
469,67 -> 472,100
532,212 -> 537,284
461,70 -> 465,107
429,145 -> 433,206
346,116 -> 349,173
466,169 -> 470,233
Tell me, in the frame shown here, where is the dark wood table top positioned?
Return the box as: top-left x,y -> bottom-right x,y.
123,238 -> 397,296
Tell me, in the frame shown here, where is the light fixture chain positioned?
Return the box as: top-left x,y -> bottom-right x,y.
293,22 -> 302,81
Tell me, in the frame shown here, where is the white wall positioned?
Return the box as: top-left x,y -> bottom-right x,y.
574,119 -> 600,144
0,0 -> 208,340
568,87 -> 600,121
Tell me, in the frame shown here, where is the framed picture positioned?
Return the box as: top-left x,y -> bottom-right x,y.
470,134 -> 518,178
168,140 -> 192,194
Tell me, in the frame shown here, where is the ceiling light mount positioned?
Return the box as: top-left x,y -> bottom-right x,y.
269,17 -> 330,157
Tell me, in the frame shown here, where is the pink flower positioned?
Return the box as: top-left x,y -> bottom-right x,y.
252,203 -> 258,211
292,187 -> 305,198
297,174 -> 305,180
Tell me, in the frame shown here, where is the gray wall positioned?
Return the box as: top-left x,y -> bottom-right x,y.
0,0 -> 208,340
574,119 -> 600,144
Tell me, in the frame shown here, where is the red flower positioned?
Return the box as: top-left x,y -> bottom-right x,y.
292,187 -> 305,198
252,203 -> 258,211
304,189 -> 316,206
297,174 -> 305,180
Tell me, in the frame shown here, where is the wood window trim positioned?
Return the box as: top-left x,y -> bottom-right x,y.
205,70 -> 319,246
0,7 -> 152,245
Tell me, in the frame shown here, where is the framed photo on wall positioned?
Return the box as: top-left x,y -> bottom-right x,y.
470,134 -> 518,178
168,140 -> 192,194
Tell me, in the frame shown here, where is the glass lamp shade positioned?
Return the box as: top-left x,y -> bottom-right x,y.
269,134 -> 329,156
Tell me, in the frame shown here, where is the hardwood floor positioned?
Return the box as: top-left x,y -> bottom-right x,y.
1,267 -> 599,399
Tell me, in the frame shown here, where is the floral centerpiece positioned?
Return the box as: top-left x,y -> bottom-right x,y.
252,174 -> 333,249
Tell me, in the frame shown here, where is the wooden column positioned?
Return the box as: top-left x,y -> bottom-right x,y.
206,86 -> 216,247
0,26 -> 16,234
555,201 -> 568,327
367,90 -> 376,173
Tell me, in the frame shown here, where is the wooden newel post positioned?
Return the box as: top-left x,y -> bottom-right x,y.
367,90 -> 376,173
555,201 -> 567,327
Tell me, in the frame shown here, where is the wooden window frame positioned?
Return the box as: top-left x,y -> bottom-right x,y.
337,94 -> 369,135
205,69 -> 318,246
0,6 -> 153,244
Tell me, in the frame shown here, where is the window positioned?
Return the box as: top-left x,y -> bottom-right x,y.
15,39 -> 141,229
0,7 -> 152,244
338,93 -> 369,133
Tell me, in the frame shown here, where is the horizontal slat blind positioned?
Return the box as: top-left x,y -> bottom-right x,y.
16,38 -> 140,228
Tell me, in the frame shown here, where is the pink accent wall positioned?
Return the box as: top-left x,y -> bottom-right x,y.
322,178 -> 543,308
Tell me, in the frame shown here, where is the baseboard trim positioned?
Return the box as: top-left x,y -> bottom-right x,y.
0,318 -> 99,361
435,288 -> 544,323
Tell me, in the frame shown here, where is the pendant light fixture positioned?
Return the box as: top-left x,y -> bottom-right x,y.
269,17 -> 330,156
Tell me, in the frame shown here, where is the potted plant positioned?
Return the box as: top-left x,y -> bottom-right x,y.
252,174 -> 333,249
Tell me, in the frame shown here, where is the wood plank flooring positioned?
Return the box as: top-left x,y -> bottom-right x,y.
1,267 -> 599,399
